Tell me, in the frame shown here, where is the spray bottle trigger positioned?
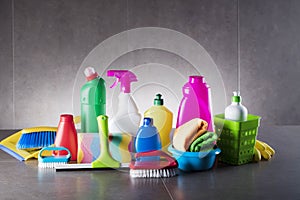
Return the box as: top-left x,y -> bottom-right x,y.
110,78 -> 120,88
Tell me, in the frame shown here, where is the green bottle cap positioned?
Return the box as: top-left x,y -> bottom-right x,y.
232,91 -> 241,103
154,94 -> 164,105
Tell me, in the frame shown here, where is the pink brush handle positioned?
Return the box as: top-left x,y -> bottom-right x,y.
134,150 -> 178,168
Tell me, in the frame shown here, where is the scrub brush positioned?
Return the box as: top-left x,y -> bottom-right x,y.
129,150 -> 178,178
38,146 -> 71,168
0,127 -> 58,161
16,126 -> 57,150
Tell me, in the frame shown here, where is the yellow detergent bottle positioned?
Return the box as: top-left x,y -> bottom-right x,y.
144,94 -> 173,150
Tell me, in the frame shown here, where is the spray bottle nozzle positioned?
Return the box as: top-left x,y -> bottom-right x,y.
107,70 -> 137,93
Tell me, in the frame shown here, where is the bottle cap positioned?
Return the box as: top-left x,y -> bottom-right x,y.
154,94 -> 164,105
189,76 -> 204,84
59,114 -> 74,122
143,118 -> 153,126
84,67 -> 98,81
232,91 -> 241,103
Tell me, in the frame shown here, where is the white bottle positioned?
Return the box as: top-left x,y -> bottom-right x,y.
107,70 -> 142,136
225,91 -> 248,121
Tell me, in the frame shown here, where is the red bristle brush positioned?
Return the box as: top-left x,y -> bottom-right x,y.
129,150 -> 178,178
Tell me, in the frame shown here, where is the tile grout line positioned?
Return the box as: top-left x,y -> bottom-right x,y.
161,178 -> 175,200
12,0 -> 15,129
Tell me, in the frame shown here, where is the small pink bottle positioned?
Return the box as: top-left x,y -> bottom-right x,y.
176,76 -> 214,131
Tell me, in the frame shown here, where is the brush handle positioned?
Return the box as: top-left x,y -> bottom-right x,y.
39,146 -> 71,163
92,115 -> 120,168
97,115 -> 109,152
135,150 -> 177,166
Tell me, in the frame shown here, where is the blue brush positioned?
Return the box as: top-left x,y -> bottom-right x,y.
16,126 -> 57,150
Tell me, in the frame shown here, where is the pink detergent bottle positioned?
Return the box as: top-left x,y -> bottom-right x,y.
176,76 -> 214,131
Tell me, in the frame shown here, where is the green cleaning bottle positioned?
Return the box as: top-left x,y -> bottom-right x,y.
80,67 -> 106,133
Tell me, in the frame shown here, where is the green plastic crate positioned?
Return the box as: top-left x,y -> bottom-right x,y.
214,114 -> 261,165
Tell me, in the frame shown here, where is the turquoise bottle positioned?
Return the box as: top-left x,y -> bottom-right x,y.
80,67 -> 106,133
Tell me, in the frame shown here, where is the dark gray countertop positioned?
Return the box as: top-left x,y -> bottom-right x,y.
0,125 -> 299,200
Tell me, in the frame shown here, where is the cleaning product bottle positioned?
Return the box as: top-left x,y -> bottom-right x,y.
144,94 -> 173,149
176,76 -> 214,131
135,118 -> 161,153
107,70 -> 141,136
80,67 -> 106,133
54,114 -> 78,161
224,91 -> 248,121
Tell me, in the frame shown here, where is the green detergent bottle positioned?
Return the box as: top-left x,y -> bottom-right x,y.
80,67 -> 106,133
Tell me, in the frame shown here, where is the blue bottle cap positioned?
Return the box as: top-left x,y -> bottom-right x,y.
143,117 -> 153,126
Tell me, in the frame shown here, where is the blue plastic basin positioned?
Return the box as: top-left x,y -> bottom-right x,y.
168,145 -> 221,172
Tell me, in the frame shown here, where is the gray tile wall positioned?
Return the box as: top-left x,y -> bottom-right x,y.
0,0 -> 299,129
241,0 -> 300,124
0,0 -> 13,128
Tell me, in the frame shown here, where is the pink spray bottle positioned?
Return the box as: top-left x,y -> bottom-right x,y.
176,76 -> 214,131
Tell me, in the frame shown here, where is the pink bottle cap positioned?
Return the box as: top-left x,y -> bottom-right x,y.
84,67 -> 99,81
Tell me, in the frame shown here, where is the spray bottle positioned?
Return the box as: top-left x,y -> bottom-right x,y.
107,70 -> 141,136
176,76 -> 214,131
144,94 -> 173,149
80,67 -> 106,133
225,91 -> 248,121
